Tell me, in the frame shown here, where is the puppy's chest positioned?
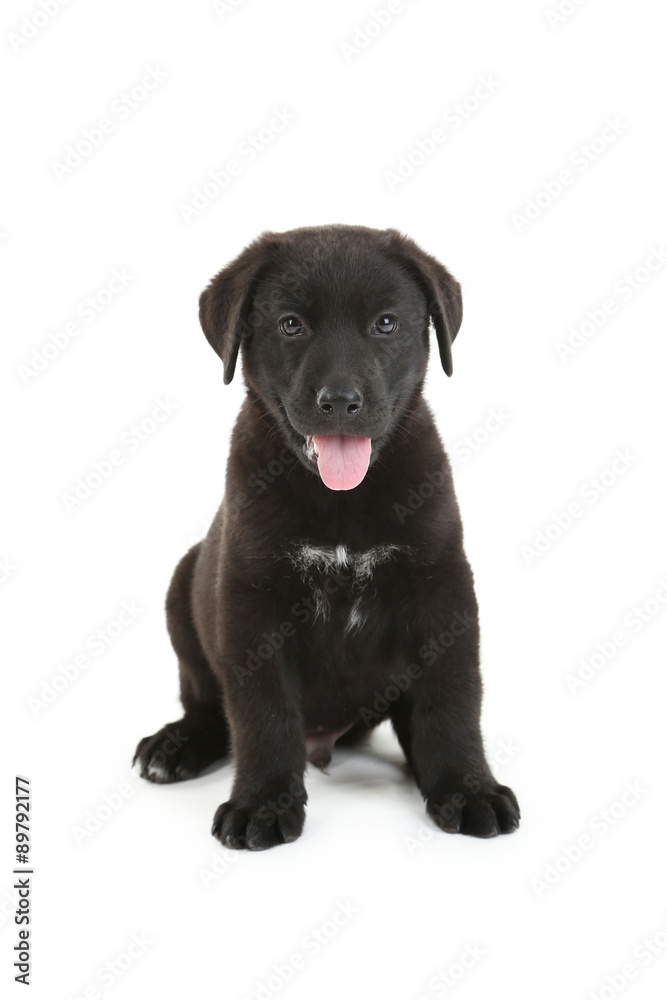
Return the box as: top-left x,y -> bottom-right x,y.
284,541 -> 413,635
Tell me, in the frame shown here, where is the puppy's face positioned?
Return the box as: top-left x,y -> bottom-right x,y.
243,239 -> 430,489
199,226 -> 463,491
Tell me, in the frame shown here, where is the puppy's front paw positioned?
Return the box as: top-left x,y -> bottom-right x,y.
212,779 -> 307,850
427,779 -> 520,838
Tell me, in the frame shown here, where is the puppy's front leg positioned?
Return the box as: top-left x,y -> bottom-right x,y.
212,632 -> 307,850
393,577 -> 520,837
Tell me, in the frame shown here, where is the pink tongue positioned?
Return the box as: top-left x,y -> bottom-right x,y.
312,435 -> 372,491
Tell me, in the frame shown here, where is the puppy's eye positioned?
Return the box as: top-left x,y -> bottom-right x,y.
279,316 -> 305,337
373,315 -> 398,336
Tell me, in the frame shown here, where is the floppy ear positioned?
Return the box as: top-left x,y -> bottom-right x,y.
198,232 -> 277,384
384,229 -> 463,377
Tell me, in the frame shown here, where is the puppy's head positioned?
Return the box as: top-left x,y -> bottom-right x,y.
199,225 -> 462,490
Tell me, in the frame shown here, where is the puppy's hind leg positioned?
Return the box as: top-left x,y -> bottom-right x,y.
133,544 -> 230,783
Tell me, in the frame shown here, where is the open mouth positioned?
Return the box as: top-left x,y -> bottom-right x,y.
303,434 -> 372,491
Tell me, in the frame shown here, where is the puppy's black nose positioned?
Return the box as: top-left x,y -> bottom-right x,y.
316,387 -> 363,418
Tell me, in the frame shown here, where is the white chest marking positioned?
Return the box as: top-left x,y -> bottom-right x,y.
287,542 -> 412,628
345,596 -> 367,634
289,542 -> 409,582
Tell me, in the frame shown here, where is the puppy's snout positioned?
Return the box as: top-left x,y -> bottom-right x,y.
316,386 -> 363,419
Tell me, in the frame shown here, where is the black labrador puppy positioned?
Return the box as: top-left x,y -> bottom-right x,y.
133,225 -> 520,849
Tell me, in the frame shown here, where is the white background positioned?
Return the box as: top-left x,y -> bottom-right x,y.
2,0 -> 666,997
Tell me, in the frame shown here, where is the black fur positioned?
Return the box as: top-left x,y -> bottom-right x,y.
133,225 -> 520,850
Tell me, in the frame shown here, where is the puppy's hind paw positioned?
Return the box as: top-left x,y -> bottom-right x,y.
133,713 -> 228,783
